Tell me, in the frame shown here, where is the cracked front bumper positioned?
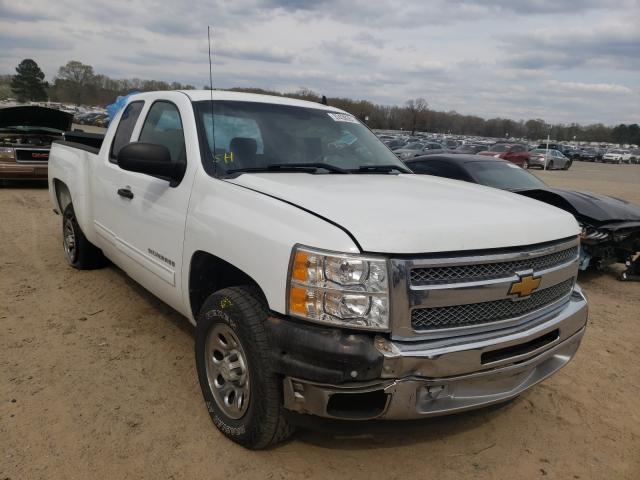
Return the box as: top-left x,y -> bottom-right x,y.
282,287 -> 587,420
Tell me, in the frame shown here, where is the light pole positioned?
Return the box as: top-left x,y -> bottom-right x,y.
544,131 -> 551,170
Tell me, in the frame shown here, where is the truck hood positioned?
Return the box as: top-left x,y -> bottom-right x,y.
226,173 -> 579,254
0,106 -> 73,132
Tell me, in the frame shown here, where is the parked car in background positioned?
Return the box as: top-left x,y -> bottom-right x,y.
602,149 -> 632,164
528,149 -> 572,170
383,138 -> 406,149
630,149 -> 640,164
579,148 -> 599,162
564,147 -> 581,160
452,143 -> 486,154
393,142 -> 446,159
477,143 -> 530,167
536,142 -> 563,152
405,154 -> 640,280
0,105 -> 73,181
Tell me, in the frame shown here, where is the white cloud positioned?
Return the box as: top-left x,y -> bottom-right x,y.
0,0 -> 638,125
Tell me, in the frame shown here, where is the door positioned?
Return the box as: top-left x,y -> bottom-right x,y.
96,95 -> 196,313
93,100 -> 146,262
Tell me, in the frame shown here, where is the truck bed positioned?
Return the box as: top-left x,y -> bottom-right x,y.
59,131 -> 105,153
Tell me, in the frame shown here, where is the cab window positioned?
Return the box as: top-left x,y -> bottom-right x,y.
138,101 -> 186,163
109,101 -> 144,163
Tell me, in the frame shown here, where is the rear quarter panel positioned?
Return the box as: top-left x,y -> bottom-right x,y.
48,143 -> 99,244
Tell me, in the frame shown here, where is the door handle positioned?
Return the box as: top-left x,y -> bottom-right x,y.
117,187 -> 134,200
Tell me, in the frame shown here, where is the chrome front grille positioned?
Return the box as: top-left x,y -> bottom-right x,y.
411,278 -> 574,330
411,246 -> 578,286
389,237 -> 580,340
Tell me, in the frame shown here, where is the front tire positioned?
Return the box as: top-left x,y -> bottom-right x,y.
62,205 -> 107,269
195,286 -> 294,449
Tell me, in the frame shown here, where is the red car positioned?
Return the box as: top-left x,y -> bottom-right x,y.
477,143 -> 530,167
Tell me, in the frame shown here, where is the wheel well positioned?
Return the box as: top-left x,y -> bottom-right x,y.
189,251 -> 266,319
53,179 -> 72,213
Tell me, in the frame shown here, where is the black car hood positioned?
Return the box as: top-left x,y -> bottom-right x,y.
517,187 -> 640,226
0,106 -> 73,132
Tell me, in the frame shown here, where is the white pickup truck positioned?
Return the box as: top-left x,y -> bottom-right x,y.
48,90 -> 588,449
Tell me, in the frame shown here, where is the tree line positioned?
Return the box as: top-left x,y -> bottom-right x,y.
2,58 -> 639,145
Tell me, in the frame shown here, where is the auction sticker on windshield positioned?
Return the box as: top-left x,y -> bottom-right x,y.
327,112 -> 359,124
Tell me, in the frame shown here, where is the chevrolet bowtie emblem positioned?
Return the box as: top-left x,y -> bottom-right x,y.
509,274 -> 541,298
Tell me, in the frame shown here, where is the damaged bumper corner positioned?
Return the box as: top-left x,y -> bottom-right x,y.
279,287 -> 588,421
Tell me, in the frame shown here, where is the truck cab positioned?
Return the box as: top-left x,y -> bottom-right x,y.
48,90 -> 588,449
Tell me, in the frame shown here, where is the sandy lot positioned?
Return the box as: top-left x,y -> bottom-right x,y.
1,162 -> 639,479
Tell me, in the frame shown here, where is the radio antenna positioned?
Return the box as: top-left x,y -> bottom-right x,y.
207,26 -> 217,175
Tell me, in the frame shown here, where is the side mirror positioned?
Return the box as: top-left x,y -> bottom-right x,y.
117,142 -> 185,187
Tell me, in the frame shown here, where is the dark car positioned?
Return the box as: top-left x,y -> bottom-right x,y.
0,106 -> 73,181
579,148 -> 598,162
477,143 -> 530,167
404,154 -> 640,280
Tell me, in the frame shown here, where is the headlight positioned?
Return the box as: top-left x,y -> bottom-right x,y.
0,147 -> 14,160
287,246 -> 389,330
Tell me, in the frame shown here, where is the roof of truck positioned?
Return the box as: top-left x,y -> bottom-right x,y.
178,90 -> 344,112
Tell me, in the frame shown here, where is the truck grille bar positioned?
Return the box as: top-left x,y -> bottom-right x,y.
411,246 -> 578,286
411,278 -> 574,330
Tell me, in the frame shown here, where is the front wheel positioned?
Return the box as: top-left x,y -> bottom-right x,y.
522,161 -> 529,169
547,160 -> 554,170
195,286 -> 294,449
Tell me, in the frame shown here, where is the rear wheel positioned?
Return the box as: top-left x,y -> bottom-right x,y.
522,161 -> 529,169
62,205 -> 107,269
547,160 -> 554,170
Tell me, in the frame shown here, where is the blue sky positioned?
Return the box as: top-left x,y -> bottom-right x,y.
1,0 -> 638,125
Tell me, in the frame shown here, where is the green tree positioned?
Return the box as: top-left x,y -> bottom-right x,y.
10,59 -> 48,102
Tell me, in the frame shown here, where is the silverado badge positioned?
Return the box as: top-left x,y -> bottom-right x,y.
509,274 -> 541,298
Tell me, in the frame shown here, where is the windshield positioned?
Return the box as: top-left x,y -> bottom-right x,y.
466,161 -> 546,190
193,100 -> 408,175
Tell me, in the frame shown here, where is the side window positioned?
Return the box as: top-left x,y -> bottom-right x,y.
109,101 -> 144,163
138,101 -> 186,163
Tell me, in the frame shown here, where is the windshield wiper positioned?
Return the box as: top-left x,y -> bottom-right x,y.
226,162 -> 350,175
350,165 -> 411,174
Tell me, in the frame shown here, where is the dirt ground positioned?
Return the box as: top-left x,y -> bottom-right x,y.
1,161 -> 639,479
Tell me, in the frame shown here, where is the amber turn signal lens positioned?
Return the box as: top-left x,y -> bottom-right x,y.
289,286 -> 309,315
291,250 -> 310,283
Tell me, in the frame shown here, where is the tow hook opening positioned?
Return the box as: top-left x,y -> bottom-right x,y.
326,390 -> 388,419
